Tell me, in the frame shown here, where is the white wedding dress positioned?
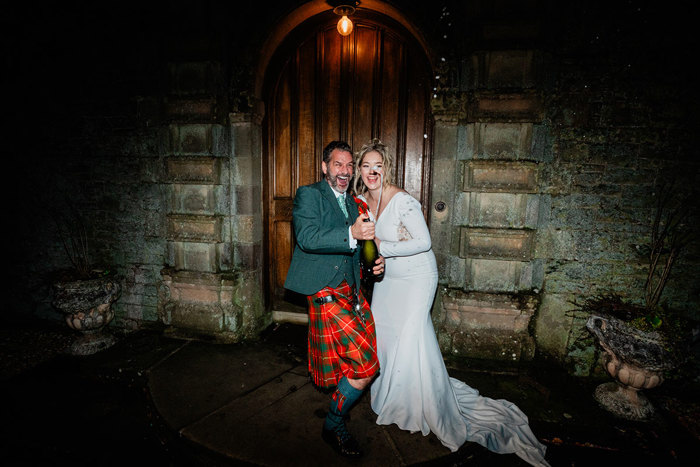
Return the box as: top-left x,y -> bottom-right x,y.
363,191 -> 549,467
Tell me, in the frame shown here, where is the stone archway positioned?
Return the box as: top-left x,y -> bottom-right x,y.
259,4 -> 435,319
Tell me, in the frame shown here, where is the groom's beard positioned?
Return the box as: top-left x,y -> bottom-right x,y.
326,172 -> 351,193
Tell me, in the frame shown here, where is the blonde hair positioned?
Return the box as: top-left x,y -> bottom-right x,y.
353,138 -> 394,196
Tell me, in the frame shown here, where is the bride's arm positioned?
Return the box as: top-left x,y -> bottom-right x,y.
378,194 -> 432,257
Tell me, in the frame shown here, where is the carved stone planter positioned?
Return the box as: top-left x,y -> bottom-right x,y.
52,275 -> 122,356
586,314 -> 674,421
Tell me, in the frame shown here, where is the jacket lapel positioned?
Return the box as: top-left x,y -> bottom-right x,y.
345,193 -> 359,222
319,181 -> 346,220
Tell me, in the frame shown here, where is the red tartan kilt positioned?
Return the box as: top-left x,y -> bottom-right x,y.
307,281 -> 378,388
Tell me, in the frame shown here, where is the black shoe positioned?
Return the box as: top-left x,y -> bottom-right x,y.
321,426 -> 363,458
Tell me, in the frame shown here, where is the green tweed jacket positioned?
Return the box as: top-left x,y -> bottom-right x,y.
284,180 -> 361,296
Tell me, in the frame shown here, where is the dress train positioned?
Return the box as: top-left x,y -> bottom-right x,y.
366,191 -> 549,467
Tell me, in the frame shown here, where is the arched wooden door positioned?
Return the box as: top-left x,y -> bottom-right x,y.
264,12 -> 433,314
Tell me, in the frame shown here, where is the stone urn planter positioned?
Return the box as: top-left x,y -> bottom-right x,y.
52,274 -> 122,356
586,314 -> 675,421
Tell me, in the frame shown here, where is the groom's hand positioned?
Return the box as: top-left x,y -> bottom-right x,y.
351,213 -> 375,240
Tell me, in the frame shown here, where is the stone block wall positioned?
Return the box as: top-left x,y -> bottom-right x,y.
156,60 -> 267,342
430,42 -> 546,363
428,1 -> 699,372
105,136 -> 168,328
9,123 -> 167,329
534,4 -> 699,374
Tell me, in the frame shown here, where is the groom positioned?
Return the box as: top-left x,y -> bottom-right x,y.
284,140 -> 384,458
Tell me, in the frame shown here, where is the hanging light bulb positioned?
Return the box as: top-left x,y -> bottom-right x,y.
333,5 -> 356,36
337,14 -> 353,36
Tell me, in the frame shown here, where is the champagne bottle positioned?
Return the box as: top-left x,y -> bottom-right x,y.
360,218 -> 379,278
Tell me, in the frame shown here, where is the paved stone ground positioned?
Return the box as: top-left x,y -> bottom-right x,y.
0,323 -> 73,380
0,319 -> 229,466
1,318 -> 698,466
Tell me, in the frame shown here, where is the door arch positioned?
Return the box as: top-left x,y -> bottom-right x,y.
262,9 -> 434,314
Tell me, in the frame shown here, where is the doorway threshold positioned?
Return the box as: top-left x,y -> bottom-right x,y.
271,310 -> 308,325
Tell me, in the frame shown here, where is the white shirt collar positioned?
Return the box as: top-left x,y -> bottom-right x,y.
330,186 -> 346,199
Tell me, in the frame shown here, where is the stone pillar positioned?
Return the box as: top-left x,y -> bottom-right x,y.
156,62 -> 267,342
431,45 -> 547,362
229,110 -> 266,336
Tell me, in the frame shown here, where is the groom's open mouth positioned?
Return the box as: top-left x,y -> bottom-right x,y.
336,175 -> 349,188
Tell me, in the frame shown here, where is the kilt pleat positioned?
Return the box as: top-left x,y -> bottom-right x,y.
307,281 -> 378,388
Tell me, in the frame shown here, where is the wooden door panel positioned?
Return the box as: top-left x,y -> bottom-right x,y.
273,68 -> 292,198
273,220 -> 292,290
297,39 -> 317,188
404,77 -> 427,202
351,25 -> 377,147
266,18 -> 432,311
321,31 -> 343,144
378,33 -> 402,170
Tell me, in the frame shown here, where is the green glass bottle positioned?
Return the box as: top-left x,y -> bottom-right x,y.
360,218 -> 379,278
361,238 -> 378,277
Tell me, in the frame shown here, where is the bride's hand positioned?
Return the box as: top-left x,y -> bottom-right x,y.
372,255 -> 385,276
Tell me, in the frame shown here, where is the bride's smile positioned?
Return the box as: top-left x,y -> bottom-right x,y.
360,151 -> 384,190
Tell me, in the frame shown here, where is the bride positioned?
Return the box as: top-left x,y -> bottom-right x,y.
354,139 -> 550,467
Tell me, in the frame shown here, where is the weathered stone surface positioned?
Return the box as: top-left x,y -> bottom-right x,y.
169,124 -> 213,154
159,269 -> 235,333
467,257 -> 536,292
233,214 -> 260,244
442,255 -> 467,290
234,186 -> 261,215
457,125 -> 474,160
52,276 -> 122,315
442,290 -> 537,332
586,314 -> 675,420
231,156 -> 255,186
164,98 -> 216,120
463,160 -> 538,193
438,290 -> 537,361
172,241 -> 218,272
468,91 -> 543,122
433,125 -> 459,160
232,122 -> 256,158
471,123 -> 534,159
233,242 -> 262,270
158,269 -> 268,341
166,157 -> 221,184
468,192 -> 529,228
171,184 -> 216,214
167,214 -> 222,242
586,315 -> 674,371
460,227 -> 534,261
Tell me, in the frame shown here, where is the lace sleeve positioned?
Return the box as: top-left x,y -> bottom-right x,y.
379,193 -> 432,258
